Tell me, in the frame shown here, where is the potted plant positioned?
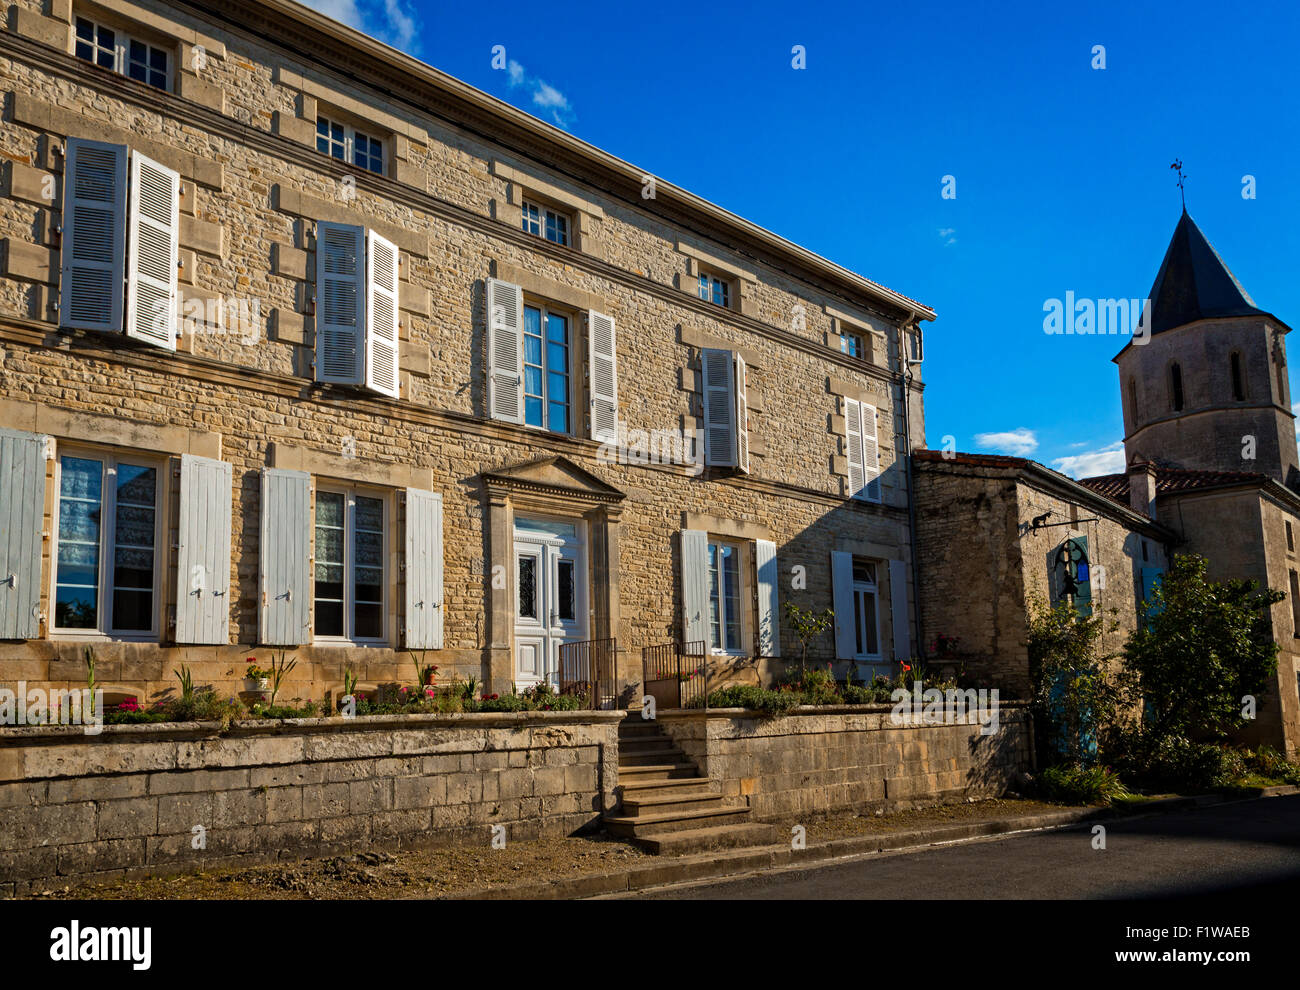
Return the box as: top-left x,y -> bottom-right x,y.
245,658 -> 272,691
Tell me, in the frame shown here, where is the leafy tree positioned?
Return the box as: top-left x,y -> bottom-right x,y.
1123,554 -> 1282,744
783,600 -> 834,671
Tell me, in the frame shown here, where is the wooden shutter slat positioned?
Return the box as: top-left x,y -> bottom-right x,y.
124,151 -> 179,350
0,428 -> 48,639
364,230 -> 401,397
175,454 -> 232,644
60,139 -> 127,332
486,278 -> 524,424
404,487 -> 444,649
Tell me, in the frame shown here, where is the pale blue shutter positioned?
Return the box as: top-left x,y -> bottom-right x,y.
60,139 -> 127,332
0,428 -> 48,639
404,487 -> 444,649
315,222 -> 364,385
364,229 -> 400,397
755,538 -> 779,657
681,529 -> 709,647
701,348 -> 735,467
831,550 -> 855,659
1073,535 -> 1093,617
124,151 -> 179,350
889,558 -> 911,661
587,310 -> 618,443
259,467 -> 311,645
486,278 -> 524,423
175,454 -> 232,644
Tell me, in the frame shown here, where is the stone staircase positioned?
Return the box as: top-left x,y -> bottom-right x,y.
603,716 -> 778,855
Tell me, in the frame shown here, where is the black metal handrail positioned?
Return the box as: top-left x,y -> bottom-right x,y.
641,640 -> 708,710
558,638 -> 618,710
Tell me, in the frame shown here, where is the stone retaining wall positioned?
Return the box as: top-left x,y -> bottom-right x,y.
0,711 -> 621,896
656,703 -> 1031,820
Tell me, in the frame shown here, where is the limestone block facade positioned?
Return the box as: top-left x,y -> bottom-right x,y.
0,0 -> 935,703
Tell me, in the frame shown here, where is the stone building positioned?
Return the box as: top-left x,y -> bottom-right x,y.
0,0 -> 934,705
915,210 -> 1300,755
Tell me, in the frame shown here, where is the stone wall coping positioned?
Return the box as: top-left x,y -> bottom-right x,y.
655,701 -> 1028,720
0,708 -> 628,746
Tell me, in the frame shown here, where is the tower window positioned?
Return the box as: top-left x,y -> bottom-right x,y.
1128,378 -> 1139,422
1230,353 -> 1245,401
1287,520 -> 1295,553
1170,362 -> 1184,412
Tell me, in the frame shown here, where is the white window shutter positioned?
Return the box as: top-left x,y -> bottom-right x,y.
259,467 -> 311,645
844,397 -> 866,499
0,428 -> 49,639
175,454 -> 232,644
404,487 -> 444,649
486,277 -> 524,424
587,309 -> 618,443
60,138 -> 127,332
889,558 -> 911,661
755,538 -> 779,657
124,151 -> 179,350
680,529 -> 709,647
862,401 -> 882,502
364,230 -> 400,397
315,221 -> 364,385
831,550 -> 855,659
701,348 -> 735,467
734,352 -> 750,474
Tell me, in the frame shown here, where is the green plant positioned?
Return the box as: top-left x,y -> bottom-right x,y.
1116,734 -> 1244,792
705,685 -> 802,716
843,680 -> 894,705
410,650 -> 437,690
268,649 -> 297,706
83,646 -> 97,697
783,600 -> 834,671
1242,746 -> 1300,785
245,658 -> 272,680
342,664 -> 359,699
1037,764 -> 1130,805
174,664 -> 195,704
1123,554 -> 1283,746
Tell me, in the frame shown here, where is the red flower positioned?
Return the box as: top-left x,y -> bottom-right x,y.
902,663 -> 912,672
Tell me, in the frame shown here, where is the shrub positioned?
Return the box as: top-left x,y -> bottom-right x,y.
843,681 -> 894,705
1037,764 -> 1129,805
1243,746 -> 1300,785
779,665 -> 839,705
1117,734 -> 1243,792
705,685 -> 802,716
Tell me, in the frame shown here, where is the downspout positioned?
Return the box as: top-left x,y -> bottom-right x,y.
900,317 -> 926,661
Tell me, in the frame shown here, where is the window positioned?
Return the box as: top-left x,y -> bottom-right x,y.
1290,570 -> 1300,638
840,332 -> 864,359
1128,378 -> 1139,422
74,17 -> 170,90
1170,362 -> 1184,411
698,272 -> 730,308
522,303 -> 571,434
707,541 -> 743,653
314,222 -> 401,396
314,488 -> 386,642
1230,352 -> 1245,401
1141,540 -> 1149,562
521,200 -> 570,246
850,560 -> 881,660
316,116 -> 385,175
52,451 -> 162,637
1288,521 -> 1295,553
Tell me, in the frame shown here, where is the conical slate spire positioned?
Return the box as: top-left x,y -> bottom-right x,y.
1145,210 -> 1266,334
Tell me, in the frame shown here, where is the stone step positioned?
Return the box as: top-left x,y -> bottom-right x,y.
634,822 -> 782,856
619,747 -> 687,767
603,804 -> 751,838
618,777 -> 715,801
617,736 -> 678,753
617,721 -> 664,738
620,791 -> 726,816
616,763 -> 701,782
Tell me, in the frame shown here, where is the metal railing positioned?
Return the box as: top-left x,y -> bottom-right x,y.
557,638 -> 619,710
640,640 -> 708,710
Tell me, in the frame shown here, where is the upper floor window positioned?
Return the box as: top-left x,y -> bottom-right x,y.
74,17 -> 170,90
841,332 -> 864,359
53,450 -> 162,637
1170,362 -> 1184,412
314,487 -> 386,643
698,272 -> 730,308
1230,352 -> 1245,401
316,116 -> 385,175
522,302 -> 571,434
521,201 -> 570,246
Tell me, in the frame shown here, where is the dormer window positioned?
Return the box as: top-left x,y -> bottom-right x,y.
74,16 -> 171,91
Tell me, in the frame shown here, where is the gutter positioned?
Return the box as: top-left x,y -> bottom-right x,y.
900,318 -> 926,660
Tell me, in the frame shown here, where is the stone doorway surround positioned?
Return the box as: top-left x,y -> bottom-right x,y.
481,456 -> 625,693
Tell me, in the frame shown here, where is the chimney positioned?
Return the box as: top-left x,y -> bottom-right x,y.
1128,461 -> 1158,519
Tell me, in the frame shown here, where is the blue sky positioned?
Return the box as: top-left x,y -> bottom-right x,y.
314,0 -> 1300,478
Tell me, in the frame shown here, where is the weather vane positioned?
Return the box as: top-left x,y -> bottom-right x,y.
1170,159 -> 1186,209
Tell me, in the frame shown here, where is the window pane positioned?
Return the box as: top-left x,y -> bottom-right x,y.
864,592 -> 879,655
545,312 -> 568,344
545,211 -> 568,245
721,546 -> 741,651
522,202 -> 540,235
698,274 -> 709,301
111,464 -> 156,631
557,560 -> 575,621
707,543 -> 721,649
547,401 -> 568,434
524,396 -> 544,427
518,556 -> 537,619
56,457 -> 103,629
314,492 -> 345,636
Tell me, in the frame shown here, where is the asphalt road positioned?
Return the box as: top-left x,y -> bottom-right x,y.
636,794 -> 1300,899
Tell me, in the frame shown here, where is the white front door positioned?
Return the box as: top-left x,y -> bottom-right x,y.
513,518 -> 586,688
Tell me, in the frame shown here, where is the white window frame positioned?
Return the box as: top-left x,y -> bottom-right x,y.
312,484 -> 390,646
49,445 -> 165,641
521,299 -> 574,436
707,539 -> 746,655
851,560 -> 883,662
315,114 -> 386,176
72,15 -> 173,91
521,200 -> 571,247
698,271 -> 731,308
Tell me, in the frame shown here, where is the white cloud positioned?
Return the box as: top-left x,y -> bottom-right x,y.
312,0 -> 362,29
974,428 -> 1038,457
311,0 -> 419,54
938,227 -> 957,246
1051,441 -> 1126,479
505,59 -> 575,127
